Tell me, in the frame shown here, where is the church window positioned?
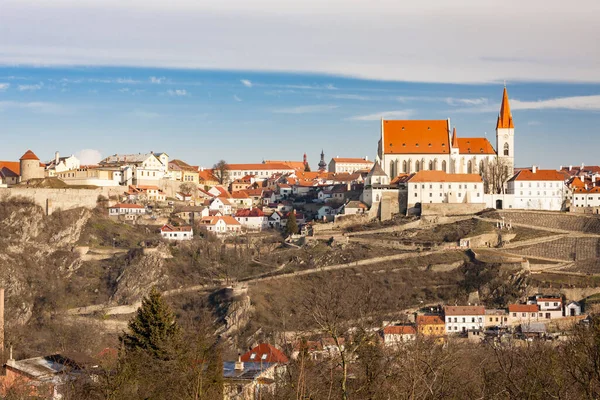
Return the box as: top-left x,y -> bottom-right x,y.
434,159 -> 438,170
504,143 -> 509,156
467,160 -> 473,174
428,160 -> 433,170
415,161 -> 420,172
403,160 -> 407,173
442,160 -> 447,172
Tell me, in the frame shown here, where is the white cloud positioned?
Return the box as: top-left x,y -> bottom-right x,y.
511,95 -> 600,111
233,94 -> 242,102
2,0 -> 599,83
445,97 -> 488,106
0,83 -> 9,91
273,104 -> 338,114
241,79 -> 253,88
167,89 -> 189,96
18,83 -> 43,91
150,76 -> 166,84
75,149 -> 102,165
349,109 -> 414,121
0,100 -> 69,114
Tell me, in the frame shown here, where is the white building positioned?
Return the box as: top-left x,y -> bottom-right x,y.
235,208 -> 269,230
565,301 -> 582,317
381,326 -> 416,346
210,197 -> 233,215
45,152 -> 80,177
108,203 -> 147,216
401,170 -> 484,212
507,166 -> 568,211
328,157 -> 374,174
528,296 -> 563,319
100,152 -> 168,185
361,162 -> 395,207
507,304 -> 540,325
160,224 -> 193,240
226,163 -> 295,183
200,216 -> 242,235
444,306 -> 485,334
572,187 -> 600,209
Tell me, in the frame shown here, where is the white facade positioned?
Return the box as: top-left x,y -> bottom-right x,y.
507,167 -> 567,211
109,204 -> 146,216
328,157 -> 374,174
444,306 -> 485,334
404,171 -> 484,210
210,198 -> 233,215
235,215 -> 269,230
201,216 -> 242,235
566,301 -> 582,317
46,152 -> 80,176
226,164 -> 295,183
160,225 -> 193,240
572,188 -> 600,209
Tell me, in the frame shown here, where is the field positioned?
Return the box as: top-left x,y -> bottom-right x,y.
508,237 -> 600,262
481,210 -> 600,234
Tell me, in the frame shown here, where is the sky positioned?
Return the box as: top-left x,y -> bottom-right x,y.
1,0 -> 599,169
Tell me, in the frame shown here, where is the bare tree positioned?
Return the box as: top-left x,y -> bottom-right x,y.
483,157 -> 512,194
179,182 -> 196,196
212,160 -> 230,185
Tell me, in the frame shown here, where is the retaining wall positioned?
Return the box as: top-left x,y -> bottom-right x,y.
421,202 -> 486,217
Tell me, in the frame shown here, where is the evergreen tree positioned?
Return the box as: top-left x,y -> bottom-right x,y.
121,287 -> 180,360
285,211 -> 298,235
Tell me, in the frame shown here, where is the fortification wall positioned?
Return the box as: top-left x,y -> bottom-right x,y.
421,202 -> 486,217
0,187 -> 123,215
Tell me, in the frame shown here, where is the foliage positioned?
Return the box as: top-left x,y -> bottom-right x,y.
212,159 -> 229,185
285,211 -> 298,235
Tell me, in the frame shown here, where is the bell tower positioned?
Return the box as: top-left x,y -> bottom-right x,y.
496,86 -> 515,176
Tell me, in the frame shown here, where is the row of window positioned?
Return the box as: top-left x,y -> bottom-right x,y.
419,192 -> 481,198
519,191 -> 560,196
519,182 -> 561,188
414,184 -> 478,190
446,317 -> 483,323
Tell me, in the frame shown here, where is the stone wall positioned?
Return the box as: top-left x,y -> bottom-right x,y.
0,187 -> 123,215
421,202 -> 486,217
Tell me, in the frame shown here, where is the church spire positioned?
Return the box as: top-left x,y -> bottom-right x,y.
496,86 -> 514,129
318,149 -> 327,171
451,127 -> 459,148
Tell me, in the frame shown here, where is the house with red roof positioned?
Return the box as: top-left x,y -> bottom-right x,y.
0,161 -> 20,186
200,216 -> 241,236
241,344 -> 289,364
209,197 -> 233,215
234,208 -> 269,231
381,325 -> 416,345
507,165 -> 568,211
160,224 -> 193,241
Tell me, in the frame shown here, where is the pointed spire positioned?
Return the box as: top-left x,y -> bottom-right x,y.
496,86 -> 514,129
451,127 -> 459,148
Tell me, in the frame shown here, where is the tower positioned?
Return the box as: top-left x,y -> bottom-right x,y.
496,86 -> 515,175
318,150 -> 327,171
450,127 -> 460,173
303,153 -> 307,166
19,150 -> 44,182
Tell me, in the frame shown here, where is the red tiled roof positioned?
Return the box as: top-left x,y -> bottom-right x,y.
444,306 -> 485,316
509,169 -> 566,182
383,120 -> 450,155
241,343 -> 289,364
0,161 -> 20,176
264,160 -> 306,171
245,188 -> 264,197
235,208 -> 265,217
383,325 -> 416,335
198,170 -> 218,182
416,315 -> 445,325
20,150 -> 40,161
408,170 -> 483,183
508,304 -> 538,313
160,224 -> 192,232
496,87 -> 514,129
201,216 -> 240,226
456,138 -> 496,155
231,191 -> 250,199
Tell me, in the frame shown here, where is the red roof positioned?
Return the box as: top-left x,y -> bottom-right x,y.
235,208 -> 265,217
0,161 -> 20,176
20,150 -> 40,161
508,304 -> 538,313
198,170 -> 218,182
444,306 -> 485,316
456,138 -> 496,155
496,87 -> 514,129
201,216 -> 240,226
241,344 -> 289,364
231,191 -> 250,199
416,315 -> 445,325
509,169 -> 566,182
160,224 -> 192,232
227,163 -> 294,171
383,120 -> 450,155
383,325 -> 416,335
408,170 -> 482,183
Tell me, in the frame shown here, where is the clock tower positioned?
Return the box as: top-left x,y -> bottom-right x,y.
496,86 -> 515,176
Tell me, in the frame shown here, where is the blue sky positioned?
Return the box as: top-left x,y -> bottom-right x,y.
1,0 -> 600,169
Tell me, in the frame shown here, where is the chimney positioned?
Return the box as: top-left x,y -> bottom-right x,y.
235,354 -> 244,371
569,165 -> 572,171
582,162 -> 585,170
55,151 -> 59,164
365,156 -> 368,161
532,165 -> 537,174
0,288 -> 3,356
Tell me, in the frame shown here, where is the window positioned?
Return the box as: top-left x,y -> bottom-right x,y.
402,160 -> 407,173
471,317 -> 475,323
415,161 -> 420,172
454,317 -> 457,322
442,160 -> 447,172
504,143 -> 509,156
467,160 -> 472,174
428,160 -> 433,170
414,193 -> 417,197
522,313 -> 526,317
429,193 -> 432,197
513,313 -> 516,317
250,353 -> 256,360
459,184 -> 462,189
261,354 -> 268,360
462,317 -> 465,323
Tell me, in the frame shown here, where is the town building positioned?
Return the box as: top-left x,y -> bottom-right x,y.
19,150 -> 45,182
99,152 -> 168,186
57,166 -> 123,187
566,301 -> 582,317
108,203 -> 147,217
444,306 -> 485,334
235,208 -> 269,230
44,152 -> 80,177
572,187 -> 600,210
160,224 -> 193,240
328,157 -> 374,174
241,344 -> 289,364
200,216 -> 242,235
0,161 -> 21,186
173,206 -> 209,225
382,325 -> 416,346
507,304 -> 540,325
415,315 -> 446,337
226,163 -> 295,183
484,309 -> 508,328
223,359 -> 280,400
343,200 -> 369,214
507,167 -> 568,211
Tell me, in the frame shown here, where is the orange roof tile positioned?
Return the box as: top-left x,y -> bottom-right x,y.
0,161 -> 20,175
444,306 -> 485,316
264,160 -> 306,171
201,216 -> 240,226
383,120 -> 450,155
451,127 -> 459,148
456,138 -> 496,155
241,343 -> 289,364
408,170 -> 482,183
20,150 -> 40,161
570,177 -> 585,188
235,208 -> 265,217
416,315 -> 445,325
231,191 -> 250,199
509,169 -> 566,182
496,87 -> 514,129
160,224 -> 192,232
198,170 -> 218,182
508,304 -> 538,313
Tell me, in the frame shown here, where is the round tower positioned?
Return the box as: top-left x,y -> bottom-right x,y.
19,150 -> 43,182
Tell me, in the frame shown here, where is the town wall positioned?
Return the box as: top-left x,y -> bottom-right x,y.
0,187 -> 123,215
421,202 -> 486,217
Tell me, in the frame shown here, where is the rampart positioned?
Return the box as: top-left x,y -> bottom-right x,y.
421,202 -> 486,217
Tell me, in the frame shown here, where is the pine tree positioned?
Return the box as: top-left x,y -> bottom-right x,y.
121,287 -> 180,360
285,210 -> 298,235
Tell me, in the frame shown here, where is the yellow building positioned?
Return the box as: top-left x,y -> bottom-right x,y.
416,315 -> 445,337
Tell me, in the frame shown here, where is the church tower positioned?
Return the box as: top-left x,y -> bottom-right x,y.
496,86 -> 515,175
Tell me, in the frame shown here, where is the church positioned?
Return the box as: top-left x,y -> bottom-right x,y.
376,87 -> 515,179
